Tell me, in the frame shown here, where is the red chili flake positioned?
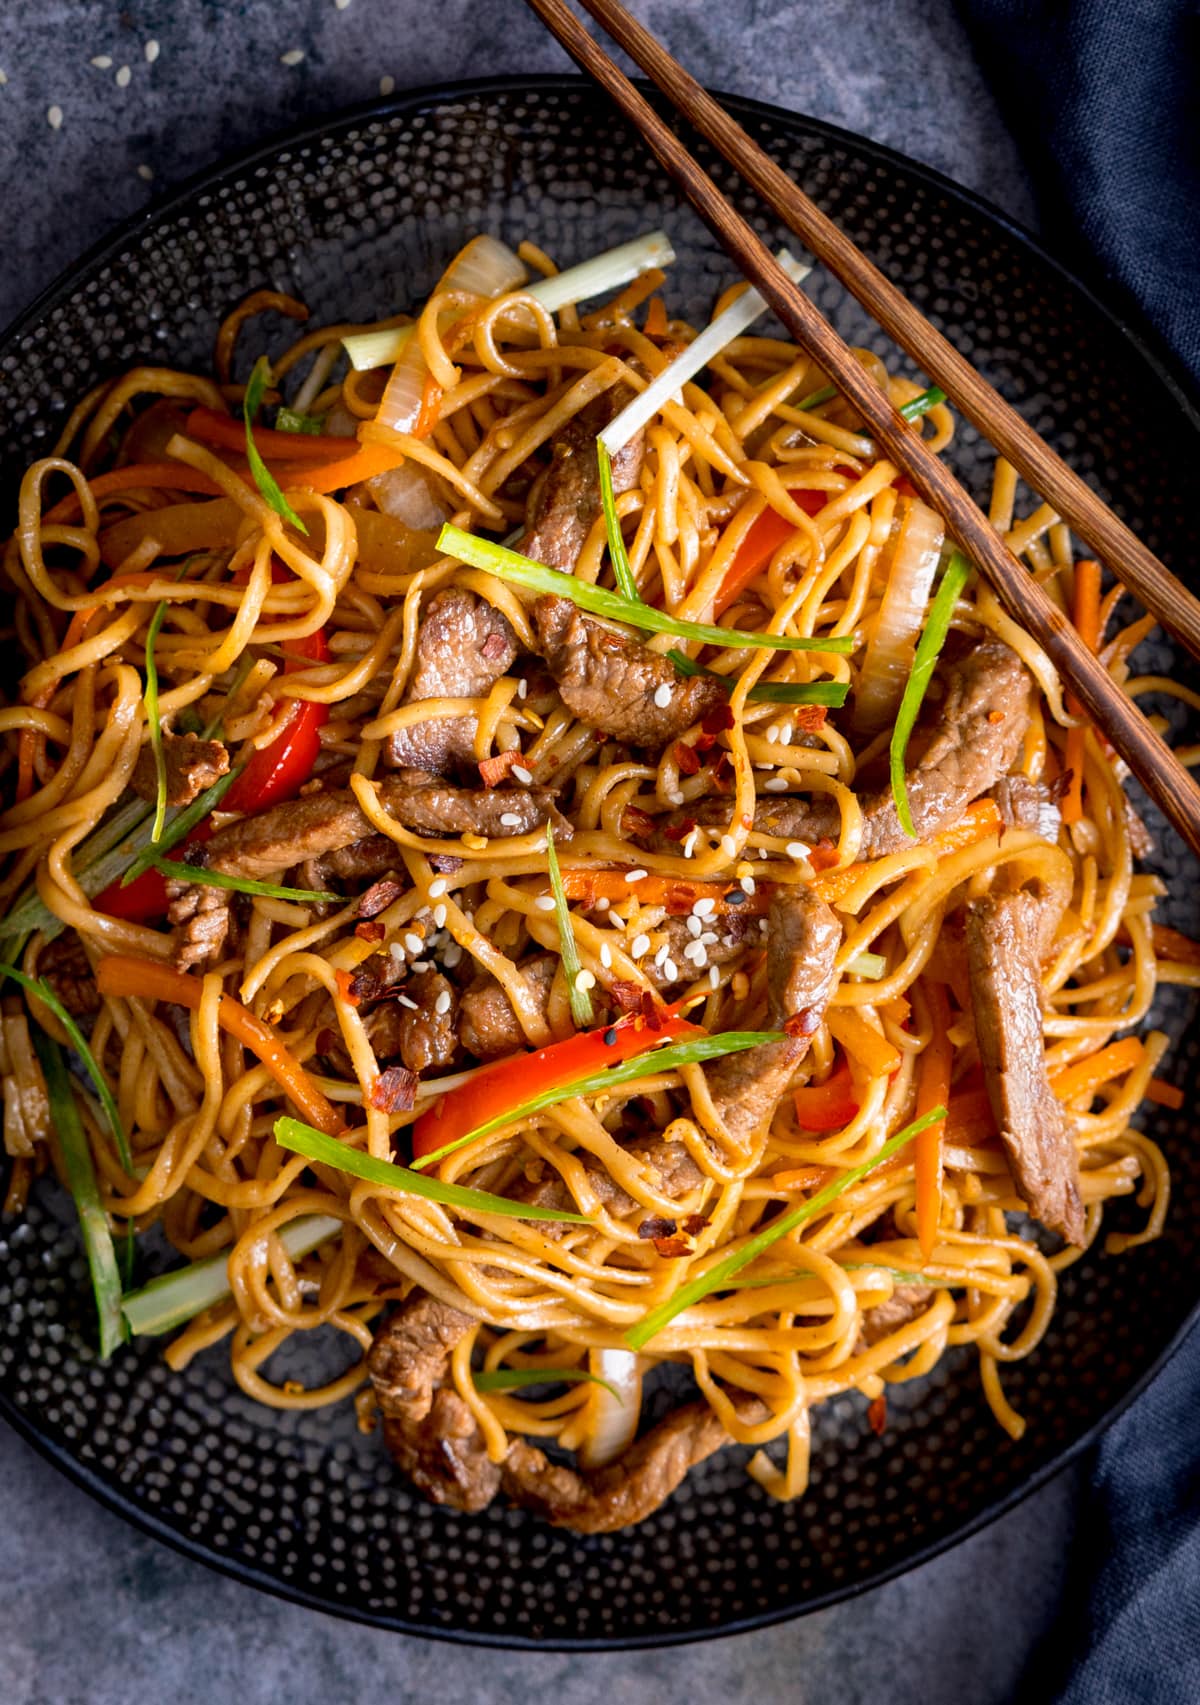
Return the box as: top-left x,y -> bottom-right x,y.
355,918 -> 386,944
610,981 -> 646,1013
638,1215 -> 678,1240
663,815 -> 697,843
793,705 -> 828,733
673,740 -> 702,777
867,1395 -> 888,1436
478,750 -> 519,787
622,805 -> 657,842
702,703 -> 735,735
711,752 -> 735,790
335,968 -> 362,1008
808,839 -> 840,872
681,1214 -> 709,1236
349,956 -> 395,1004
427,853 -> 464,875
641,992 -> 665,1031
784,1006 -> 821,1037
480,631 -> 509,662
653,1235 -> 694,1259
693,730 -> 717,756
356,878 -> 404,920
368,1065 -> 419,1113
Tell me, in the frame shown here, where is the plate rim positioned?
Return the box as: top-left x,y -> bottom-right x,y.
1,71 -> 1198,1650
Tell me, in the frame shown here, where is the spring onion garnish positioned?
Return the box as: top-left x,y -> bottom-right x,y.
411,1031 -> 784,1172
142,598 -> 170,844
599,249 -> 812,459
596,439 -> 641,602
890,549 -> 973,838
342,323 -> 416,373
439,525 -> 853,656
666,650 -> 850,707
473,1366 -> 620,1398
546,823 -> 593,1028
0,962 -> 131,1172
120,762 -> 245,885
273,1117 -> 591,1223
795,384 -> 837,412
31,1029 -> 126,1358
624,1106 -> 945,1349
900,387 -> 946,422
244,356 -> 308,535
141,857 -> 341,906
275,406 -> 324,435
845,950 -> 887,980
727,1262 -> 956,1290
122,1213 -> 342,1337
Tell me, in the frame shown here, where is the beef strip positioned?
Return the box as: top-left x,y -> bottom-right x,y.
992,775 -> 1062,842
533,594 -> 726,747
860,1284 -> 934,1347
644,639 -> 1032,856
394,969 -> 459,1073
384,588 -> 519,774
296,834 -> 405,893
36,933 -> 99,1017
704,887 -> 841,1147
199,771 -> 572,881
166,877 -> 232,971
965,890 -> 1084,1244
130,732 -> 229,807
459,953 -> 559,1061
520,386 -> 644,572
512,1132 -> 708,1230
644,910 -> 763,988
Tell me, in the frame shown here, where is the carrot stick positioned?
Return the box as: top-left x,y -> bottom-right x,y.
1146,1077 -> 1184,1111
914,981 -> 952,1258
1061,559 -> 1102,824
811,798 -> 1002,904
184,407 -> 360,462
95,956 -> 341,1135
281,441 -> 408,493
1150,923 -> 1200,966
41,462 -> 228,524
826,1008 -> 902,1079
644,295 -> 669,339
1049,1036 -> 1144,1104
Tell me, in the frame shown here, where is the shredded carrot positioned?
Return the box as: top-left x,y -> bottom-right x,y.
559,869 -> 771,916
1049,1036 -> 1144,1104
1150,923 -> 1200,965
880,993 -> 912,1028
414,373 -> 442,440
334,968 -> 361,1009
914,981 -> 952,1259
826,1008 -> 902,1080
282,440 -> 407,493
1101,612 -> 1156,671
769,1164 -> 833,1192
185,406 -> 360,461
713,505 -> 806,617
95,956 -> 341,1135
812,799 -> 1002,904
41,461 -> 228,525
1146,1077 -> 1184,1111
644,295 -> 669,339
1061,559 -> 1102,824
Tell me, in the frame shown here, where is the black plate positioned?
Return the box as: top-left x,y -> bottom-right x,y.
1,77 -> 1198,1650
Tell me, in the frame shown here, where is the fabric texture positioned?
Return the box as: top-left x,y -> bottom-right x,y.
958,0 -> 1200,388
957,4 -> 1200,1698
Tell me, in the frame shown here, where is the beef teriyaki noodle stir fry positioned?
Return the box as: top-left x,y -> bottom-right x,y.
1,231 -> 1194,1531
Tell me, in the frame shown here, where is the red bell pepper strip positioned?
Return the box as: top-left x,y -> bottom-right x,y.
412,1008 -> 704,1162
184,407 -> 363,463
222,624 -> 329,814
714,494 -> 826,617
792,1056 -> 859,1131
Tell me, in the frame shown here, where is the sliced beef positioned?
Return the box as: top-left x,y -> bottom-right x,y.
384,588 -> 519,774
992,775 -> 1062,842
533,595 -> 726,747
705,887 -> 841,1147
166,877 -> 232,972
520,385 -> 644,572
36,933 -> 99,1017
460,953 -> 558,1061
200,772 -> 571,881
860,1284 -> 934,1347
513,1132 -> 707,1230
297,834 -> 405,893
644,910 -> 763,988
394,969 -> 459,1073
965,890 -> 1084,1244
645,639 -> 1032,856
130,732 -> 229,807
367,1294 -> 501,1514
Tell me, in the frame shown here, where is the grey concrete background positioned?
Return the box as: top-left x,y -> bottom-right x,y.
0,3 -> 1069,1701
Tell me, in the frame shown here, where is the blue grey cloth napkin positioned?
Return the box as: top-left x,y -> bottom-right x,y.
957,3 -> 1200,1699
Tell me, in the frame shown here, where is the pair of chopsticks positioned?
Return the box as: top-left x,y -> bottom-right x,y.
523,0 -> 1200,858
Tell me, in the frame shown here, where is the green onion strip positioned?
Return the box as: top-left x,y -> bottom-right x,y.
890,550 -> 973,837
545,823 -> 593,1028
244,356 -> 308,535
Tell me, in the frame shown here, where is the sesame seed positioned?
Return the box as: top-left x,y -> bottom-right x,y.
682,829 -> 700,858
443,942 -> 463,968
700,930 -> 719,945
433,904 -> 447,928
434,989 -> 452,1015
666,789 -> 685,805
686,915 -> 702,938
499,812 -> 521,828
411,959 -> 432,973
740,876 -> 756,895
684,940 -> 706,964
512,764 -> 532,785
653,683 -> 672,709
115,65 -> 131,87
654,943 -> 671,966
144,39 -> 160,63
625,867 -> 648,883
47,105 -> 63,130
594,896 -> 610,912
721,834 -> 738,859
763,776 -> 789,792
600,943 -> 613,969
379,74 -> 395,96
765,724 -> 781,744
280,48 -> 306,66
780,722 -> 794,745
428,877 -> 447,898
631,933 -> 651,958
692,897 -> 716,918
517,678 -> 528,699
576,969 -> 596,991
136,164 -> 154,182
403,932 -> 423,954
662,958 -> 679,982
397,994 -> 419,1011
535,894 -> 557,912
90,56 -> 112,70
708,965 -> 720,989
786,841 -> 811,860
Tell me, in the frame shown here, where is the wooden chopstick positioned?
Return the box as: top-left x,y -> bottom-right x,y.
522,0 -> 1200,859
573,0 -> 1200,670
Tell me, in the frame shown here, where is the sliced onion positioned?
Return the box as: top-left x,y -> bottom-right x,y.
855,496 -> 945,735
366,460 -> 452,530
376,236 -> 527,433
577,1348 -> 643,1468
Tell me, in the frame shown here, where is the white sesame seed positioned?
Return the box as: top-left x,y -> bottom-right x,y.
379,74 -> 395,96
511,764 -> 533,785
740,876 -> 756,895
786,841 -> 811,860
686,915 -> 702,938
403,932 -> 423,954
721,834 -> 738,859
631,933 -> 651,959
682,828 -> 700,858
535,894 -> 557,912
662,958 -> 679,982
281,48 -> 305,66
411,959 -> 432,973
433,904 -> 447,928
47,105 -> 63,130
763,776 -> 789,792
652,683 -> 672,709
136,164 -> 154,182
599,943 -> 613,969
708,965 -> 720,989
780,721 -> 794,745
625,867 -> 648,883
700,930 -> 719,946
654,943 -> 671,966
443,942 -> 463,968
427,877 -> 447,898
667,789 -> 685,805
517,678 -> 528,699
434,989 -> 452,1015
115,65 -> 131,87
692,897 -> 716,918
90,56 -> 112,70
144,39 -> 159,63
594,896 -> 610,912
576,969 -> 596,991
499,812 -> 521,828
765,724 -> 781,744
684,940 -> 706,964
389,942 -> 406,964
397,994 -> 419,1011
